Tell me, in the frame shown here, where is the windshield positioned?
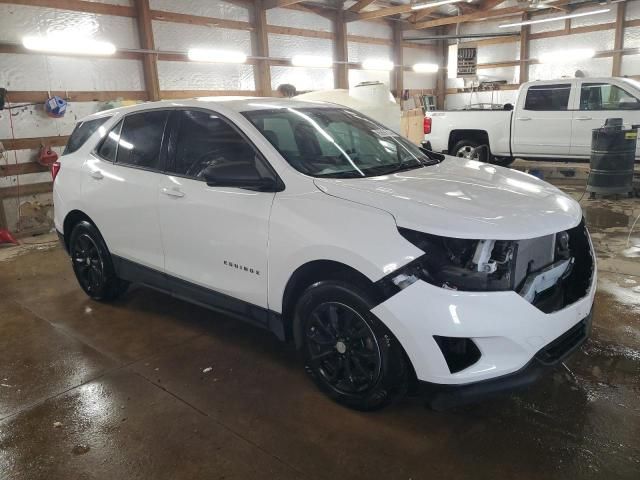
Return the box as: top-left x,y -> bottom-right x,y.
242,107 -> 441,178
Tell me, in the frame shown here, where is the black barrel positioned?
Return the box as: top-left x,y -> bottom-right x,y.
587,118 -> 637,195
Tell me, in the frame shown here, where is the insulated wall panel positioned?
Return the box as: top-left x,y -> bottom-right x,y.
621,54 -> 640,76
529,56 -> 613,80
267,7 -> 332,32
460,19 -> 519,36
628,1 -> 640,20
477,42 -> 520,64
402,47 -> 438,65
477,66 -> 519,84
571,8 -> 616,28
47,57 -> 144,91
268,34 -> 333,59
529,30 -> 615,57
152,21 -> 252,54
529,13 -> 565,34
0,4 -> 139,49
403,72 -> 436,90
347,20 -> 391,40
270,66 -> 333,91
0,53 -> 51,91
625,26 -> 640,49
0,54 -> 144,91
0,102 -> 106,140
150,0 -> 249,21
157,61 -> 255,91
347,42 -> 392,63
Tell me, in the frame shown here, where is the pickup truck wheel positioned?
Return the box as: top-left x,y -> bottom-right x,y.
452,140 -> 489,163
69,221 -> 128,301
297,281 -> 409,411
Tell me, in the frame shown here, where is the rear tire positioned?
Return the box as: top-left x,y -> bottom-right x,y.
452,139 -> 490,163
296,280 -> 409,411
69,221 -> 128,301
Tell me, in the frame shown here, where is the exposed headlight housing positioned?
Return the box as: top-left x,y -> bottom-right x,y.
388,228 -> 518,292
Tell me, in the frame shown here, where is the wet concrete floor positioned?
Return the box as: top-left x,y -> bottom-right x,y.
1,181 -> 639,480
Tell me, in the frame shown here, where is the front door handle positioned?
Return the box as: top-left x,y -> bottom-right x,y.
161,187 -> 185,198
517,117 -> 532,121
88,170 -> 103,180
575,116 -> 592,121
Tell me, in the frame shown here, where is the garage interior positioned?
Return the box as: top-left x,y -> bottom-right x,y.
1,0 -> 639,479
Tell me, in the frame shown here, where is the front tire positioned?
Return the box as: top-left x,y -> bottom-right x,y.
296,281 -> 409,411
69,221 -> 128,301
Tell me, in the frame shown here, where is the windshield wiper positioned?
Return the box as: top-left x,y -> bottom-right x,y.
368,161 -> 423,176
419,147 -> 445,164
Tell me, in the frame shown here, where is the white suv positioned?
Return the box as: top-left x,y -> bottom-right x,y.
54,98 -> 596,410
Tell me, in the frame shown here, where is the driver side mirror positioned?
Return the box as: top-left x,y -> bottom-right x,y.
202,162 -> 281,192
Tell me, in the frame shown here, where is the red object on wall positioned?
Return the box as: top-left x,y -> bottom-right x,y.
0,229 -> 18,245
38,145 -> 59,167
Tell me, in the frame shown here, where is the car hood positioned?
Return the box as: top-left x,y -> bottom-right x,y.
313,157 -> 582,240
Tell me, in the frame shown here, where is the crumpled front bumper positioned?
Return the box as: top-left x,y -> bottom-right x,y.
371,270 -> 596,386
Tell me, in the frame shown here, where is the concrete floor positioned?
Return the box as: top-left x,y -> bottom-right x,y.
1,180 -> 639,480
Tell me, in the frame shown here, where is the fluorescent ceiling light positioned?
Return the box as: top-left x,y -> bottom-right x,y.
187,48 -> 247,63
412,63 -> 439,73
291,55 -> 333,68
22,34 -> 116,55
539,48 -> 595,64
498,8 -> 610,28
362,59 -> 394,71
411,0 -> 471,10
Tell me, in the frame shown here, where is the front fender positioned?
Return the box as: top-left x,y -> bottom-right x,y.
267,189 -> 422,313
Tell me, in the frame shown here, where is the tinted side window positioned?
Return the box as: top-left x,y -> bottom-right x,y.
524,84 -> 571,111
580,83 -> 640,111
64,117 -> 111,155
170,110 -> 257,179
96,120 -> 123,162
116,110 -> 168,170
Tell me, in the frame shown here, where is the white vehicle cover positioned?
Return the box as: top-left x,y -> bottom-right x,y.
294,82 -> 401,132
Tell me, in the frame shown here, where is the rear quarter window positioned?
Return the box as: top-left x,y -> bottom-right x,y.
63,116 -> 111,155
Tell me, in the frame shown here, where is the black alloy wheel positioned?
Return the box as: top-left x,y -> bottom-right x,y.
72,233 -> 105,295
69,221 -> 128,301
297,280 -> 410,410
305,302 -> 382,395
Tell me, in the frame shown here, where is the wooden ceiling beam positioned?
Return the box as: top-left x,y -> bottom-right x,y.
264,0 -> 307,9
351,4 -> 414,21
347,0 -> 377,13
411,0 -> 571,30
0,0 -> 135,17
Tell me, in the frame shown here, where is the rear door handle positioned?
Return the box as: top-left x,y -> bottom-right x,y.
516,117 -> 531,121
88,170 -> 103,180
575,116 -> 592,121
161,187 -> 185,198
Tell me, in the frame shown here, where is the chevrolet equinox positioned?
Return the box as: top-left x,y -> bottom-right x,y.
54,98 -> 596,410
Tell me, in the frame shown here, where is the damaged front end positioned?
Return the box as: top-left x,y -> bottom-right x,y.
380,220 -> 594,313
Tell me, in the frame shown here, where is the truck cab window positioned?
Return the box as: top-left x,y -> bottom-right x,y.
580,83 -> 640,111
524,84 -> 571,111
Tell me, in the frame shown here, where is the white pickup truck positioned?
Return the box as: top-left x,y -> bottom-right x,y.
423,77 -> 640,166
